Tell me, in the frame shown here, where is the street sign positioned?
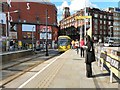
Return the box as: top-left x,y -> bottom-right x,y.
0,12 -> 6,24
75,16 -> 92,20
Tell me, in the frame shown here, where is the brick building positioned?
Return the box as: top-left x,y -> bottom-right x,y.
2,1 -> 58,49
59,7 -> 113,42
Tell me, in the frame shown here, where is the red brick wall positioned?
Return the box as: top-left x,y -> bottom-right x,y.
3,2 -> 58,42
7,2 -> 57,25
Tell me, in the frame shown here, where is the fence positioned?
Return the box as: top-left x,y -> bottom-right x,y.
95,46 -> 120,83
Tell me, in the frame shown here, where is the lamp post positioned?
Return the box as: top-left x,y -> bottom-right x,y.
6,10 -> 18,38
84,0 -> 87,43
5,10 -> 18,51
32,26 -> 34,51
45,9 -> 49,56
109,26 -> 113,38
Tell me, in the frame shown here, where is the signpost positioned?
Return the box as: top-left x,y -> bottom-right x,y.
75,16 -> 92,20
75,16 -> 92,42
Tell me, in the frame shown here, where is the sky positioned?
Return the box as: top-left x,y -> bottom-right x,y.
1,0 -> 120,24
50,0 -> 120,21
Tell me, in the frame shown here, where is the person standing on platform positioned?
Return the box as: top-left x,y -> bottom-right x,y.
85,35 -> 95,78
74,39 -> 79,54
80,38 -> 85,57
71,40 -> 75,49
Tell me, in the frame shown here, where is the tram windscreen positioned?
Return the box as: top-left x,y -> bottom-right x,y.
58,39 -> 68,46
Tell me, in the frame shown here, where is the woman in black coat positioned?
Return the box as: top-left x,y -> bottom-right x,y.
85,35 -> 95,78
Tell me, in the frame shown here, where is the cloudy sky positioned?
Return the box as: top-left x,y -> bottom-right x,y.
5,0 -> 120,22
50,0 -> 119,21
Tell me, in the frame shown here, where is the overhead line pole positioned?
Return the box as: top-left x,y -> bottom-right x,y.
84,0 -> 86,43
45,9 -> 49,56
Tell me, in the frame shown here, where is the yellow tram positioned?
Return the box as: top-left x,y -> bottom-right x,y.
58,36 -> 71,52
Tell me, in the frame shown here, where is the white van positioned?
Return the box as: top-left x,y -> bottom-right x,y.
104,37 -> 120,47
104,40 -> 113,46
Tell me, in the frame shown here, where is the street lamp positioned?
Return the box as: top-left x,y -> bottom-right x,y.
45,9 -> 49,56
6,10 -> 18,37
84,0 -> 87,43
109,26 -> 113,38
32,26 -> 34,51
5,10 -> 18,51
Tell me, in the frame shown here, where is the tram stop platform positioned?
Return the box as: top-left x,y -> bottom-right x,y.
3,49 -> 119,89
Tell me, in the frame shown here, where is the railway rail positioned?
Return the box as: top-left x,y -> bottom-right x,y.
0,49 -> 60,88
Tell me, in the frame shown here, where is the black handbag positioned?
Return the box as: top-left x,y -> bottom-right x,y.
85,41 -> 96,63
90,51 -> 95,62
87,50 -> 95,63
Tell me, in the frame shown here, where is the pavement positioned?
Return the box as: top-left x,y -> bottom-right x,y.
47,49 -> 119,88
2,49 -> 119,89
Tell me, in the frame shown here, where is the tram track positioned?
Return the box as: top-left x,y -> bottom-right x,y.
1,60 -> 44,88
1,51 -> 45,70
0,50 -> 60,88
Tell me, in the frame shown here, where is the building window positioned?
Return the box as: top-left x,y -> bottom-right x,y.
100,15 -> 102,18
94,14 -> 98,17
94,31 -> 97,34
108,16 -> 112,19
114,32 -> 118,35
67,20 -> 69,24
104,26 -> 106,29
104,30 -> 106,34
94,19 -> 98,24
108,21 -> 111,25
114,17 -> 119,20
100,25 -> 102,29
113,22 -> 119,26
114,13 -> 117,17
104,21 -> 106,24
104,15 -> 106,19
115,27 -> 120,31
114,27 -> 118,30
94,29 -> 98,34
100,30 -> 102,34
65,21 -> 66,24
94,25 -> 98,29
100,20 -> 102,24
